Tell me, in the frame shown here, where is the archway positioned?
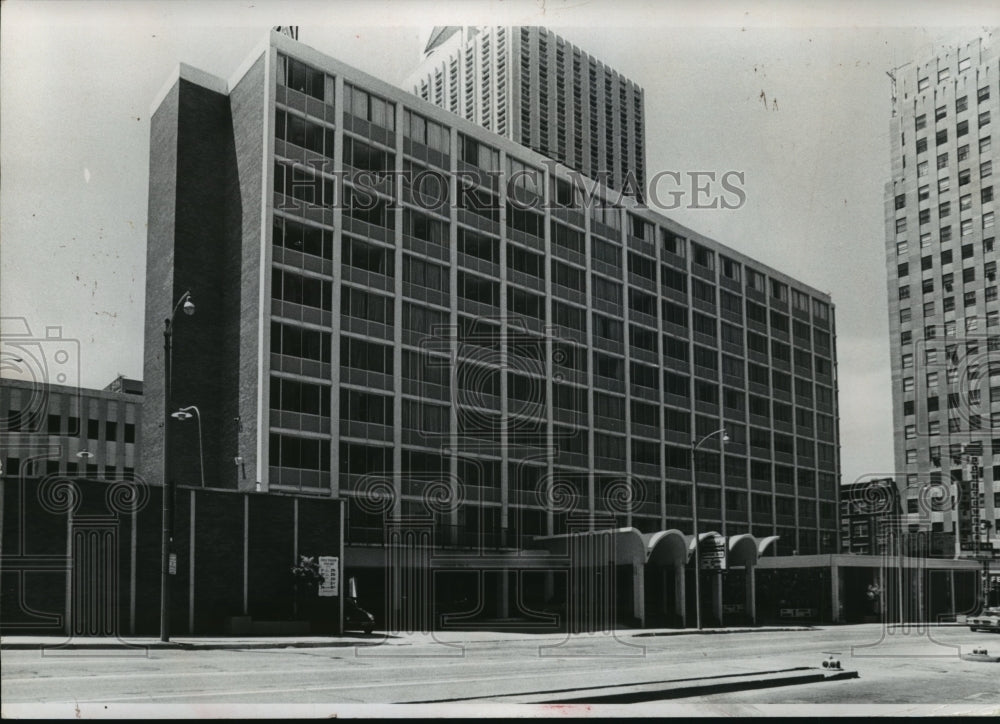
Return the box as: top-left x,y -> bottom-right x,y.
643,529 -> 689,627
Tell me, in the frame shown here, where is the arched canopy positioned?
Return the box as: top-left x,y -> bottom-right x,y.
757,535 -> 780,557
610,527 -> 647,566
533,526 -> 646,566
728,533 -> 758,567
644,529 -> 690,566
688,530 -> 722,554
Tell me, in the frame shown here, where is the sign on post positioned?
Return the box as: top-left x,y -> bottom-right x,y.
700,535 -> 727,570
318,556 -> 339,597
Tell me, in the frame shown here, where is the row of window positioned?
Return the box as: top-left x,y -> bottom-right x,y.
335,440 -> 838,491
276,371 -> 836,436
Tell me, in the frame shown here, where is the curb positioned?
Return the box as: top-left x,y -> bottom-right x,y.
409,667 -> 859,704
0,638 -> 387,651
632,626 -> 814,637
0,627 -> 816,651
537,669 -> 860,704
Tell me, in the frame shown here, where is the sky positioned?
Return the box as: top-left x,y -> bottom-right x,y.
2,0 -> 998,489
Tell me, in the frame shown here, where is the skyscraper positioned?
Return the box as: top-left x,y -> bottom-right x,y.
405,26 -> 646,199
883,35 -> 999,558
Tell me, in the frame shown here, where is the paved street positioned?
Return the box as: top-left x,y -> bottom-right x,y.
2,624 -> 998,716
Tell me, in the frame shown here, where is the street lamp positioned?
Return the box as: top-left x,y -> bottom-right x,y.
171,406 -> 205,488
691,427 -> 729,630
161,290 -> 195,642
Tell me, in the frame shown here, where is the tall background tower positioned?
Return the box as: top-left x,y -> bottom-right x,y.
883,34 -> 999,558
405,26 -> 646,200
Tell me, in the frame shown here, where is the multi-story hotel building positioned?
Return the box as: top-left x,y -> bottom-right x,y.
405,27 -> 646,199
142,30 -> 839,623
883,35 -> 1000,558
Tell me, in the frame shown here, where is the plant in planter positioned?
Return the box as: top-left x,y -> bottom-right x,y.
291,555 -> 325,617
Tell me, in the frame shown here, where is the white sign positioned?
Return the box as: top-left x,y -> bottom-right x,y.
699,535 -> 727,570
318,556 -> 339,597
168,553 -> 177,575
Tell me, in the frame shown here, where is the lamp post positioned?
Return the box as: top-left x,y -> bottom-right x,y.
171,406 -> 205,488
161,291 -> 195,642
691,427 -> 729,630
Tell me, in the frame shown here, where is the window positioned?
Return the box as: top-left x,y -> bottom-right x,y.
402,110 -> 450,154
917,137 -> 928,154
981,136 -> 992,154
983,187 -> 994,204
344,84 -> 395,130
918,77 -> 929,91
404,255 -> 449,292
959,58 -> 971,72
691,242 -> 715,270
341,286 -> 393,325
918,161 -> 928,177
956,95 -> 968,113
936,129 -> 947,146
982,160 -> 994,179
458,134 -> 498,171
957,120 -> 969,137
720,256 -> 741,282
895,218 -> 907,234
937,152 -> 948,170
279,55 -> 326,101
273,268 -> 332,311
661,230 -> 686,257
980,110 -> 991,128
939,176 -> 951,194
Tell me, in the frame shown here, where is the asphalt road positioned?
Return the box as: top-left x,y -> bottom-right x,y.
2,624 -> 998,716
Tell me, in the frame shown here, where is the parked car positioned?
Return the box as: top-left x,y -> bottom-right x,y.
968,606 -> 1000,633
344,598 -> 375,634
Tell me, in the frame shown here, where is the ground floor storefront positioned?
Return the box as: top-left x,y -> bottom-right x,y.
344,530 -> 998,633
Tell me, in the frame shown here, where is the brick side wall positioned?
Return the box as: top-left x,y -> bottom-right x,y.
0,477 -> 341,635
141,82 -> 180,488
229,53 -> 267,490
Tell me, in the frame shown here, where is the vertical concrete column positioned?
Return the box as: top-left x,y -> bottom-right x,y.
500,569 -> 510,618
633,563 -> 645,627
712,572 -> 723,626
949,569 -> 956,618
189,490 -> 196,634
830,562 -> 840,623
661,567 -> 670,621
746,563 -> 757,625
675,564 -> 686,627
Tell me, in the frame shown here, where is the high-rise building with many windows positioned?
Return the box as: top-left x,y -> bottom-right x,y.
883,35 -> 1000,558
405,27 -> 646,200
143,30 -> 839,626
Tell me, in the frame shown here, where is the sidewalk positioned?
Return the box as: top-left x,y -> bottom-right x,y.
1,625 -> 815,650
